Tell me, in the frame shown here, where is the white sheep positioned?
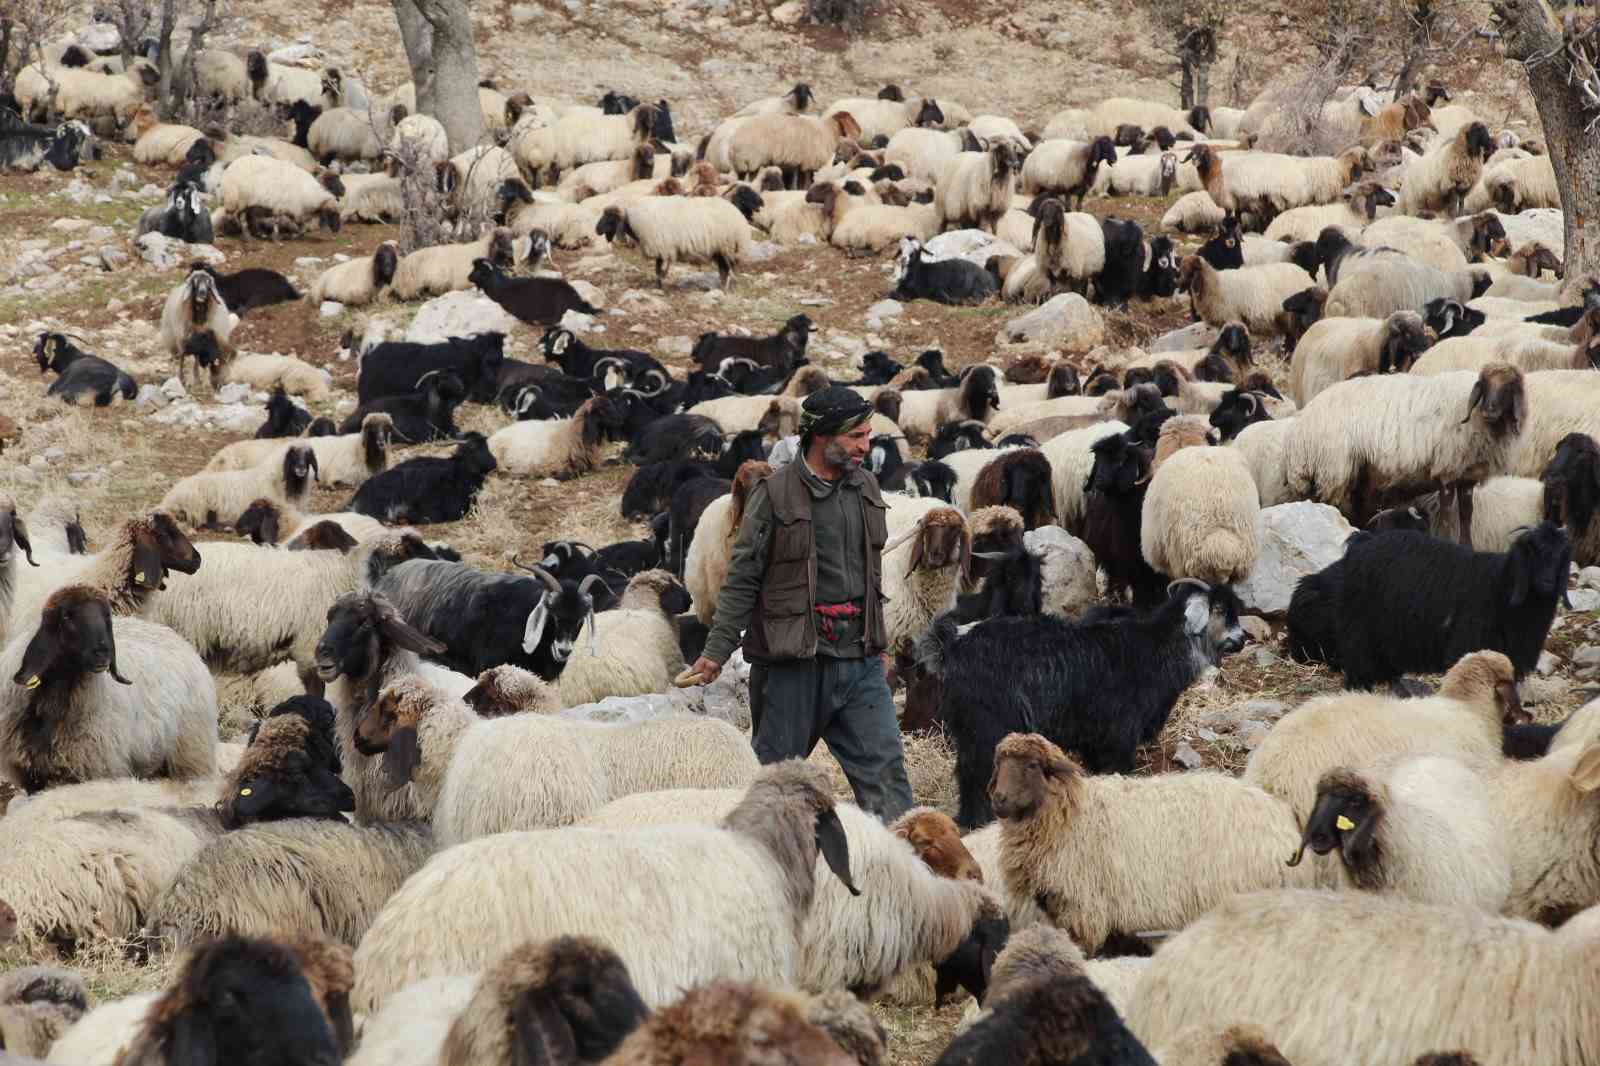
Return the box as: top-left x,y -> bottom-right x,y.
15,60 -> 157,127
339,172 -> 404,223
1324,254 -> 1487,318
1105,150 -> 1186,197
1040,420 -> 1128,537
605,194 -> 755,289
894,366 -> 1002,443
727,112 -> 860,185
1030,199 -> 1105,293
556,143 -> 666,200
1243,650 -> 1519,821
1089,97 -> 1209,138
988,733 -> 1307,955
309,242 -> 400,306
1228,417 -> 1296,506
1125,889 -> 1600,1065
821,97 -> 914,142
1499,370 -> 1600,479
1020,137 -> 1118,209
1409,332 -> 1580,376
507,194 -> 604,247
157,443 -> 318,529
829,201 -> 940,254
1399,120 -> 1494,215
128,104 -> 203,165
1282,364 -> 1523,534
255,59 -> 341,110
306,105 -> 392,163
158,269 -> 236,385
684,462 -> 771,625
557,570 -> 687,706
1140,444 -> 1260,586
219,154 -> 343,239
1478,153 -> 1559,213
884,126 -> 979,183
389,113 -> 448,163
1160,190 -> 1226,234
211,346 -> 334,402
205,415 -> 390,486
0,586 -> 218,790
545,105 -> 657,177
1177,256 -> 1315,335
1289,310 -> 1434,406
488,396 -> 615,479
1359,214 -> 1473,274
1262,182 -> 1394,243
934,144 -> 1018,233
881,506 -> 969,660
390,227 -> 520,301
443,144 -> 522,215
214,132 -> 317,172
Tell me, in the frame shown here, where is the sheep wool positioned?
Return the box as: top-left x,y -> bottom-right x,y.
558,572 -> 686,705
488,396 -> 611,479
1179,256 -> 1314,335
44,991 -> 159,1066
217,351 -> 333,402
157,445 -> 317,529
1228,417 -> 1296,507
1040,420 -> 1129,537
1141,445 -> 1259,586
1289,311 -> 1434,407
219,154 -> 340,237
616,196 -> 753,289
343,975 -> 477,1066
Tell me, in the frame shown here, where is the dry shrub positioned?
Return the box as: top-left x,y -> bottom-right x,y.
387,132 -> 503,255
805,0 -> 872,31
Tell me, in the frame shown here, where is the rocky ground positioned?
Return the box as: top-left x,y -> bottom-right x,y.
0,0 -> 1583,1061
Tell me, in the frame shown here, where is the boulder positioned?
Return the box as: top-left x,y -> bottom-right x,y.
1235,502 -> 1355,618
406,290 -> 520,344
924,229 -> 1021,267
1149,321 -> 1217,352
1024,525 -> 1098,616
997,293 -> 1105,351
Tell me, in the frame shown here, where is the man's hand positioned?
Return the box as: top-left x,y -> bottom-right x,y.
684,657 -> 722,685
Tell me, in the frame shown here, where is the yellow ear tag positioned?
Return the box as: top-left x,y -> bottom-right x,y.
24,676 -> 40,689
1336,815 -> 1356,831
239,788 -> 252,797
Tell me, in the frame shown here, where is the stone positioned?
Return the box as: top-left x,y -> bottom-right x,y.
569,279 -> 605,307
511,3 -> 537,22
135,384 -> 168,410
1568,587 -> 1600,613
1573,645 -> 1600,672
798,295 -> 832,306
41,447 -> 65,464
997,293 -> 1105,351
50,218 -> 89,232
772,0 -> 804,22
1251,647 -> 1279,668
66,469 -> 104,487
1150,321 -> 1218,352
1537,650 -> 1562,676
1235,502 -> 1356,618
924,229 -> 1021,267
1172,741 -> 1203,769
560,309 -> 598,333
1239,615 -> 1272,642
268,43 -> 320,62
866,299 -> 903,330
621,289 -> 671,314
406,290 -> 520,344
160,377 -> 189,400
1024,525 -> 1098,615
1198,699 -> 1287,735
294,256 -> 324,268
320,300 -> 344,318
215,383 -> 251,404
98,247 -> 129,271
134,232 -> 182,270
745,241 -> 782,262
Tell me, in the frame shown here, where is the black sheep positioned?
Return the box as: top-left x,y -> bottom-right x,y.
1332,523 -> 1572,690
1422,297 -> 1487,339
33,332 -> 136,407
909,460 -> 957,503
625,413 -> 723,465
920,579 -> 1246,828
867,434 -> 908,491
916,348 -> 961,388
190,261 -> 302,316
1094,217 -> 1146,308
1123,406 -> 1175,447
928,421 -> 993,461
932,973 -> 1157,1066
1282,287 -> 1329,351
285,99 -> 320,149
469,257 -> 599,327
599,89 -> 640,114
621,433 -> 762,519
255,385 -> 315,438
341,370 -> 465,442
1542,432 -> 1600,550
1082,433 -> 1167,607
591,521 -> 672,594
540,326 -> 664,387
357,331 -> 505,405
891,238 -> 998,305
847,349 -> 903,386
1286,551 -> 1348,668
691,314 -> 812,373
174,137 -> 216,189
952,546 -> 1043,624
346,433 -> 497,525
1196,214 -> 1244,270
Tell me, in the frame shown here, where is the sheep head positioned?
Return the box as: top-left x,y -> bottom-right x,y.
905,507 -> 970,579
129,512 -> 202,589
281,444 -> 319,499
1461,363 -> 1525,438
1540,432 -> 1600,535
1209,389 -> 1268,442
1288,768 -> 1384,872
988,732 -> 1081,821
463,664 -> 551,718
1380,311 -> 1432,373
957,365 -> 1001,420
235,499 -> 284,546
314,592 -> 444,686
1047,362 -> 1081,398
15,586 -> 128,690
1506,522 -> 1574,610
1437,649 -> 1526,725
892,808 -> 981,882
354,676 -> 437,789
723,760 -> 860,910
911,460 -> 957,502
872,387 -> 902,425
361,414 -> 393,471
827,110 -> 863,142
1082,365 -> 1120,396
0,498 -> 35,568
1461,121 -> 1494,163
1176,254 -> 1207,296
224,714 -> 353,829
289,521 -> 359,553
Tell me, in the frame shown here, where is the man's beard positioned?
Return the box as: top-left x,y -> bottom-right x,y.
824,439 -> 861,471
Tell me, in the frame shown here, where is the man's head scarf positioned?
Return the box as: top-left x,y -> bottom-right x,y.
800,386 -> 874,439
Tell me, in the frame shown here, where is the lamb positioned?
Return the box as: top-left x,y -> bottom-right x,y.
1177,255 -> 1315,335
596,192 -> 758,289
1289,310 -> 1434,406
1243,650 -> 1526,821
553,569 -> 689,704
348,434 -> 497,524
881,506 -> 970,661
684,460 -> 772,625
204,415 -> 392,487
989,732 -> 1305,954
896,365 -> 1002,443
918,579 -> 1246,827
1400,120 -> 1496,215
32,331 -> 136,407
1125,890 -> 1600,1066
468,255 -> 598,327
191,334 -> 332,401
158,268 -> 235,386
1287,756 -> 1512,911
219,154 -> 343,238
1160,190 -> 1227,234
1019,137 -> 1117,210
934,143 -> 1019,233
488,395 -> 623,479
1330,523 -> 1569,690
389,227 -> 518,301
350,761 -> 865,1010
0,586 -> 217,790
158,444 -> 318,529
1141,443 -> 1260,586
358,330 -> 505,404
1282,364 -> 1525,536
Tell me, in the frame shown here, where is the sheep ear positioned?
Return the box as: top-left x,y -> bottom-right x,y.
170,1012 -> 218,1066
814,807 -> 860,896
133,535 -> 166,590
1507,545 -> 1532,607
1571,744 -> 1600,793
958,524 -> 973,582
523,595 -> 550,654
14,623 -> 60,689
382,726 -> 422,790
11,514 -> 35,566
511,988 -> 579,1066
1461,380 -> 1486,424
375,603 -> 445,656
907,523 -> 927,573
1342,804 -> 1384,869
259,510 -> 280,546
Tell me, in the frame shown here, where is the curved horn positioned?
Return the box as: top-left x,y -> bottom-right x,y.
1166,578 -> 1211,595
578,573 -> 611,601
882,524 -> 922,555
511,555 -> 563,592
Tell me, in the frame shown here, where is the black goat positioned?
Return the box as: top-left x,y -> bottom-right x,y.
591,521 -> 672,593
928,420 -> 993,461
497,357 -> 596,418
346,433 -> 497,525
913,349 -> 960,388
1094,217 -> 1147,308
174,137 -> 216,189
667,474 -> 732,577
256,385 -> 316,438
1197,215 -> 1245,270
909,460 -> 958,503
867,434 -> 908,491
1209,387 -> 1273,441
469,257 -> 598,328
715,357 -> 795,395
357,331 -> 505,404
140,180 -> 213,244
540,326 -> 662,386
0,119 -> 93,172
1331,523 -> 1571,689
691,314 -> 812,373
1083,432 -> 1167,607
921,579 -> 1246,827
621,433 -> 763,519
189,262 -> 301,316
625,413 -> 723,465
891,238 -> 998,304
341,370 -> 465,442
849,350 -> 903,386
33,332 -> 136,406
1139,235 -> 1181,300
1423,296 -> 1487,339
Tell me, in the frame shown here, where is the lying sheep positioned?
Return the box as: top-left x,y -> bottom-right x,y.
1289,310 -> 1434,406
487,394 -> 623,479
339,171 -> 404,223
1177,255 -> 1315,335
897,365 -> 1001,443
0,586 -> 218,790
1141,443 -> 1260,586
308,242 -> 399,306
203,415 -> 391,487
389,227 -> 518,301
193,335 -> 332,402
157,443 -> 318,529
1243,650 -> 1524,821
219,154 -> 343,239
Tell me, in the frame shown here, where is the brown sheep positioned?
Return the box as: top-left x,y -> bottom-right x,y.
1152,414 -> 1218,471
603,980 -> 856,1066
969,449 -> 1057,530
892,807 -> 983,882
461,664 -> 559,718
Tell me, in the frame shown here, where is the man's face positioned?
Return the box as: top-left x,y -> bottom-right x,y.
822,422 -> 873,470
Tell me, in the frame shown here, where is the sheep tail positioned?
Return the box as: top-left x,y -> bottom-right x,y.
914,613 -> 958,679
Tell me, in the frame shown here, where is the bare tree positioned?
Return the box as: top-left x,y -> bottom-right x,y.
0,0 -> 74,109
391,0 -> 482,153
150,0 -> 224,119
1492,0 -> 1600,300
1137,0 -> 1225,108
102,0 -> 153,66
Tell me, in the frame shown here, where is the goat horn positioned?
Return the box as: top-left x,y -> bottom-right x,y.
578,573 -> 610,601
511,556 -> 562,592
971,551 -> 1012,560
1166,578 -> 1211,595
882,525 -> 922,554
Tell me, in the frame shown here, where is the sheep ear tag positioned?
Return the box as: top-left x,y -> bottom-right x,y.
523,596 -> 550,654
1336,815 -> 1356,831
815,808 -> 859,895
1183,594 -> 1208,635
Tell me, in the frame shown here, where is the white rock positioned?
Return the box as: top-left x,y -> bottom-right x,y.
570,279 -> 605,307
74,23 -> 121,52
294,256 -> 324,268
405,290 -> 520,344
655,335 -> 694,356
1150,321 -> 1217,352
1024,525 -> 1098,616
924,229 -> 1021,267
50,218 -> 89,232
134,232 -> 182,270
560,309 -> 598,332
746,241 -> 782,262
320,300 -> 344,318
1173,741 -> 1204,769
1537,650 -> 1562,676
1568,587 -> 1600,613
1235,502 -> 1355,618
997,293 -> 1105,351
41,447 -> 65,464
160,377 -> 189,400
215,383 -> 252,404
1579,566 -> 1600,590
135,384 -> 168,410
268,43 -> 321,63
798,295 -> 832,306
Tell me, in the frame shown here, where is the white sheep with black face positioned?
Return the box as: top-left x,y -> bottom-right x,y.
158,269 -> 237,385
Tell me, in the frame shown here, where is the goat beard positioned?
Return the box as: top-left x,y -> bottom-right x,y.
823,440 -> 861,472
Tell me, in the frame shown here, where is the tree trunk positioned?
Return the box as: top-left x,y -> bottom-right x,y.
155,0 -> 180,118
0,18 -> 13,90
1193,57 -> 1211,109
1391,1 -> 1434,98
1179,59 -> 1195,110
1494,0 -> 1600,302
391,0 -> 483,153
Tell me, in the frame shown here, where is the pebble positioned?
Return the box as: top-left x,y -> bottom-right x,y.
320,300 -> 344,317
1172,741 -> 1204,769
1569,588 -> 1600,613
1537,650 -> 1563,676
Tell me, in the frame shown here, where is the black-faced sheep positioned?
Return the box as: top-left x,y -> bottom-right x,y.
488,395 -> 625,479
308,242 -> 400,307
1290,310 -> 1435,406
920,579 -> 1246,827
158,445 -> 318,530
357,330 -> 505,404
255,386 -> 319,439
935,142 -> 1020,233
346,433 -> 496,525
32,332 -> 136,407
159,269 -> 235,387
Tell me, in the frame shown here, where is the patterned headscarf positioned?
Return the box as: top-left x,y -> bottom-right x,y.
799,386 -> 874,440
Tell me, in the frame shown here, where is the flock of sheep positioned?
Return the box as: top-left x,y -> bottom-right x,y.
1,10 -> 1599,1066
